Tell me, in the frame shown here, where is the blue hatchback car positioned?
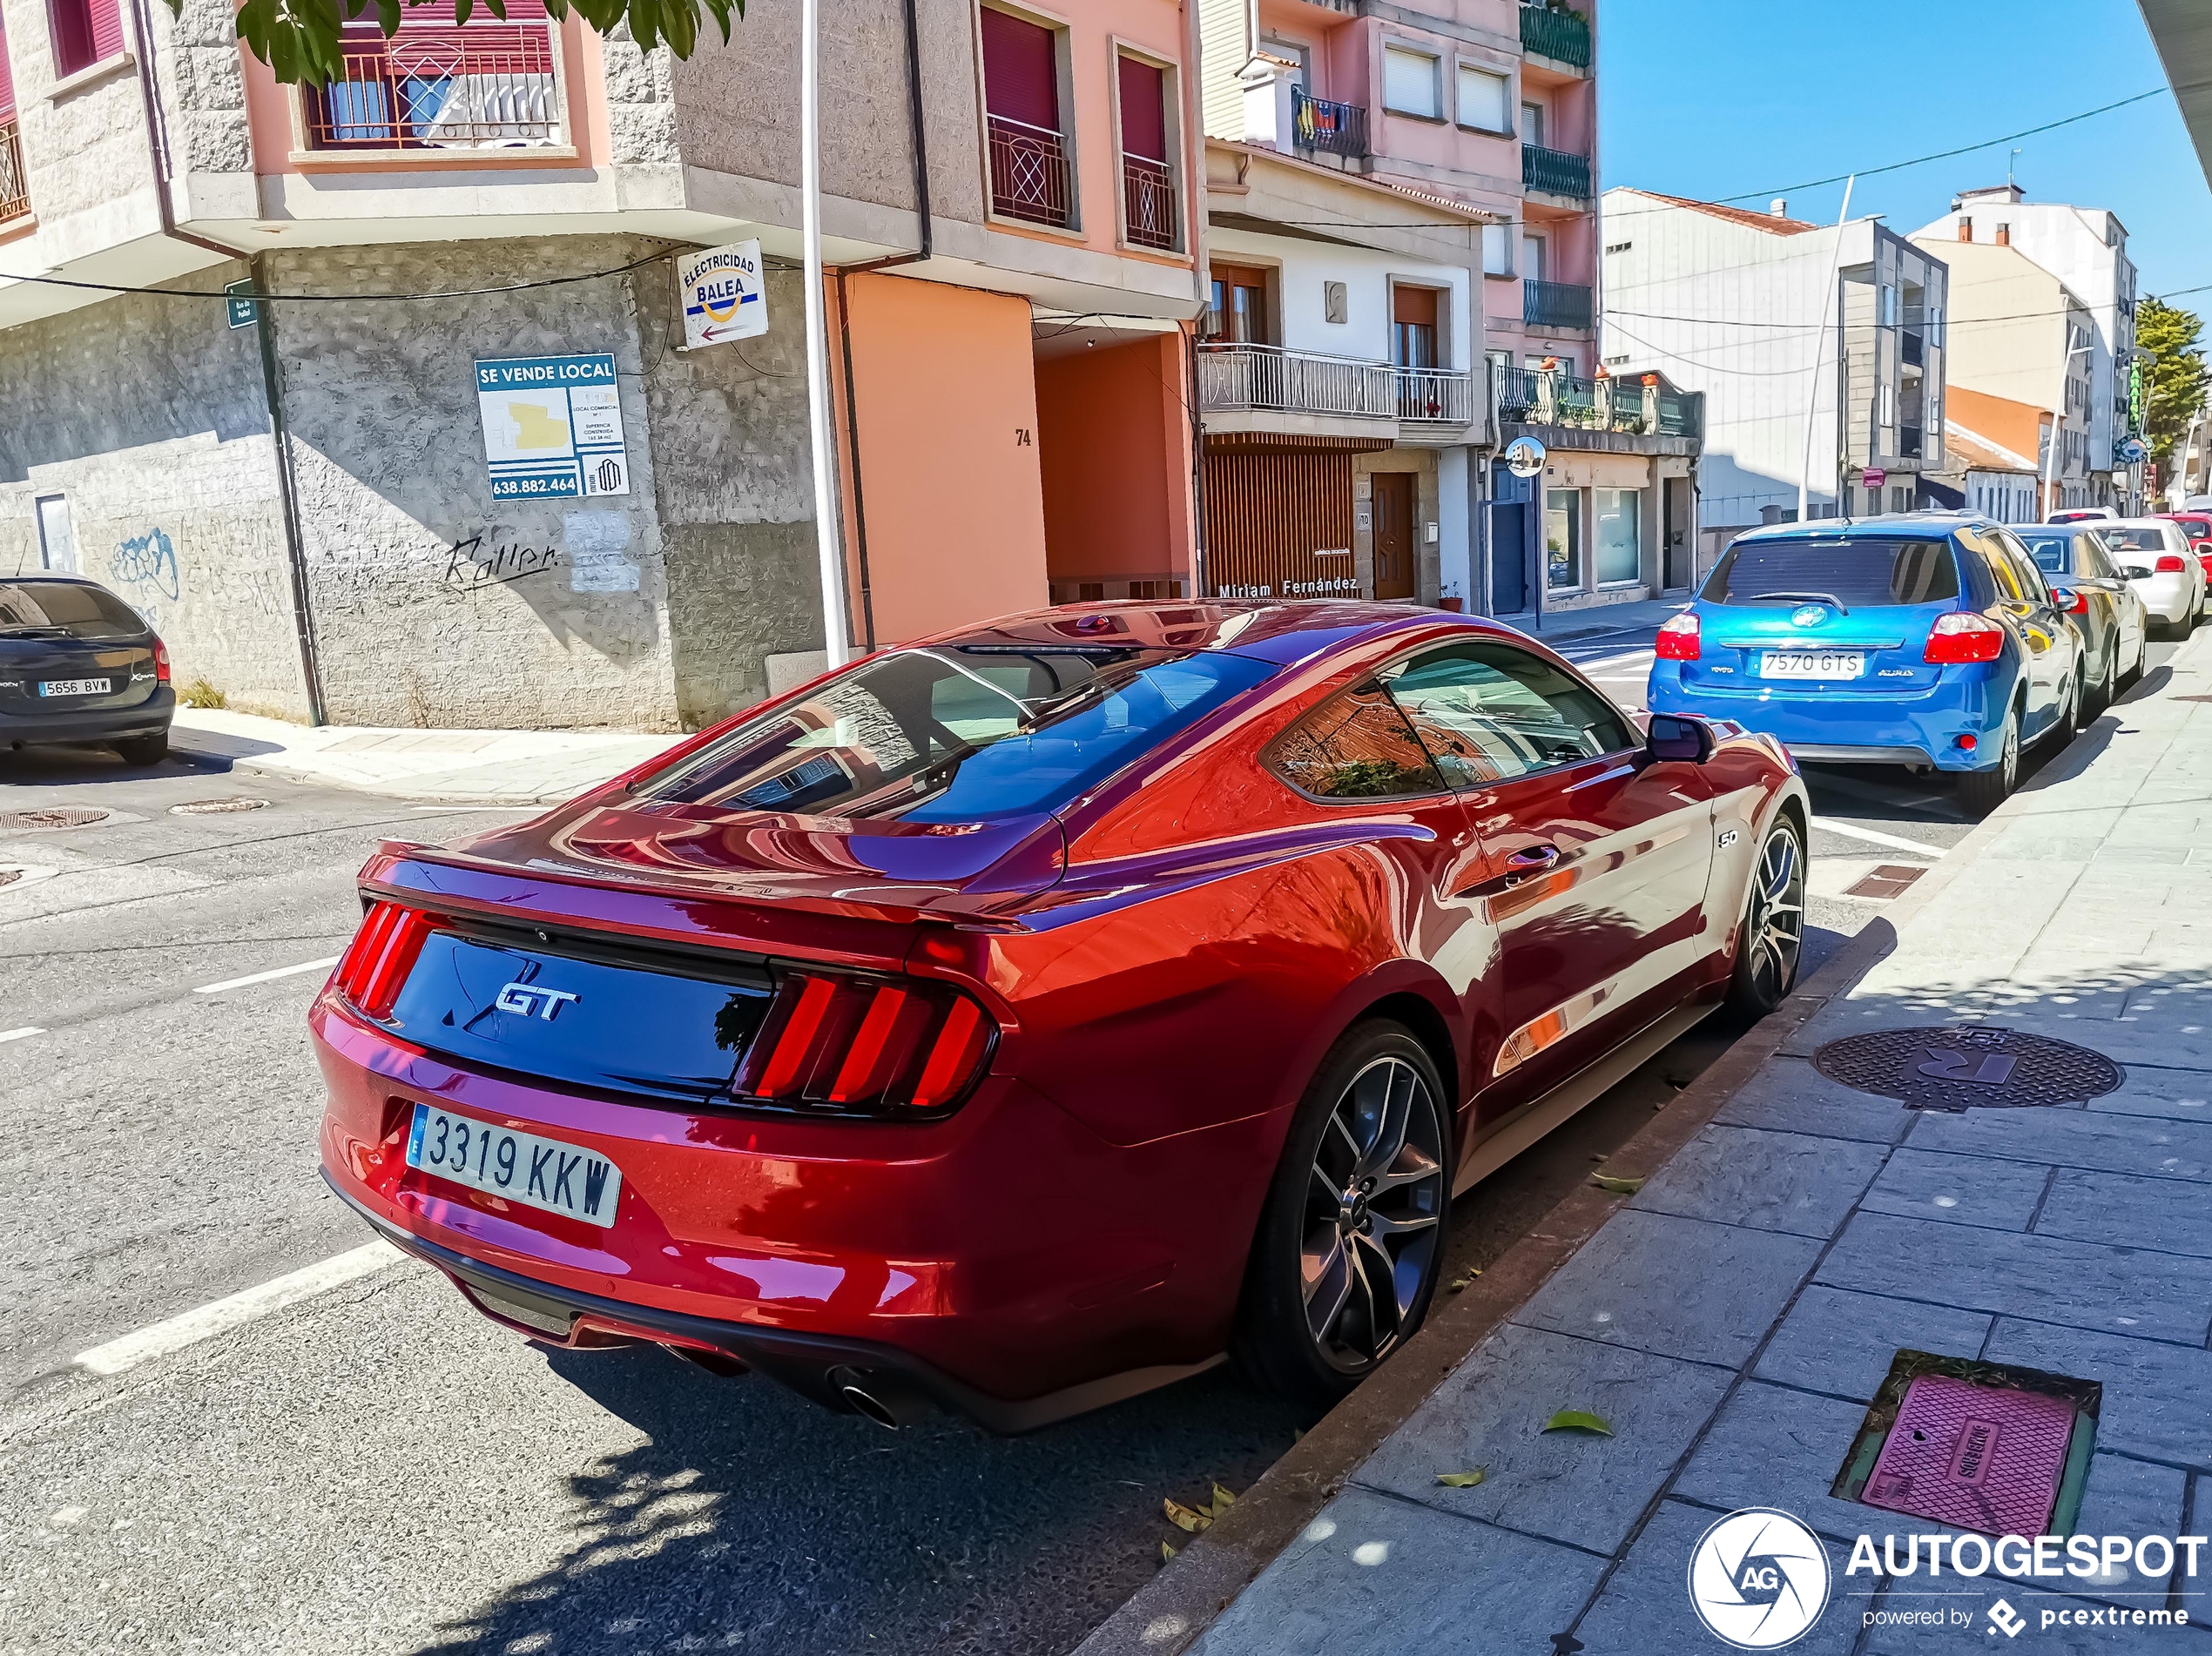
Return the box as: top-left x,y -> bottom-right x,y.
1647,515 -> 2087,816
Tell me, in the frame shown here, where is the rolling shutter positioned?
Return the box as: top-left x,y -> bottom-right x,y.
1117,56 -> 1165,162
980,7 -> 1057,130
0,16 -> 16,120
88,0 -> 124,66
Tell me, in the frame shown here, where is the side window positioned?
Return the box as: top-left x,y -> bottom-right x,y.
2085,538 -> 2122,581
1267,680 -> 1447,800
1970,530 -> 2024,602
1379,641 -> 1637,787
1992,529 -> 2050,602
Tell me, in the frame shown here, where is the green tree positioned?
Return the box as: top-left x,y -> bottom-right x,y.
2137,295 -> 2208,474
196,0 -> 741,86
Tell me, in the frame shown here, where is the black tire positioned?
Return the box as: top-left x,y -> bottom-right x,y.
111,732 -> 168,767
1233,1021 -> 1451,1409
1725,814 -> 1805,1019
2047,671 -> 2080,747
2084,643 -> 2115,720
1958,706 -> 2020,818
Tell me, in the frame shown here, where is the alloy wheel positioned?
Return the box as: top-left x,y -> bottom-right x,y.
2000,715 -> 2020,788
1742,822 -> 1804,1004
1299,1055 -> 1446,1373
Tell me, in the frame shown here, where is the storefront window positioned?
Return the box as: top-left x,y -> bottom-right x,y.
1595,488 -> 1641,584
1545,488 -> 1581,590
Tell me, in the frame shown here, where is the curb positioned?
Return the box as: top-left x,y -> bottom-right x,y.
1071,717 -> 2087,1656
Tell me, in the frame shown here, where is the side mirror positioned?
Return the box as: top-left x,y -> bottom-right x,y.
2124,565 -> 2155,580
1645,713 -> 1716,764
2048,586 -> 2079,610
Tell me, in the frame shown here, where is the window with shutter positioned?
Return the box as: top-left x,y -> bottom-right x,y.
980,7 -> 1059,131
1116,56 -> 1164,162
1456,64 -> 1507,131
0,14 -> 17,121
48,0 -> 122,78
1381,45 -> 1439,118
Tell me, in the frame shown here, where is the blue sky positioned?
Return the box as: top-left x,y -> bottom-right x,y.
1600,0 -> 2212,307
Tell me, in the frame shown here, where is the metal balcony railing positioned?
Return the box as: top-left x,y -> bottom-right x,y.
1522,279 -> 1594,331
1396,367 -> 1474,424
301,26 -> 560,150
0,121 -> 29,224
1519,3 -> 1592,68
1198,344 -> 1397,419
1492,365 -> 1703,440
1521,144 -> 1591,199
1122,154 -> 1176,251
1291,88 -> 1368,161
988,114 -> 1074,229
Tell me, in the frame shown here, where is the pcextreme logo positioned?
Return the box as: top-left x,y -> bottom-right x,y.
1688,1509 -> 1832,1649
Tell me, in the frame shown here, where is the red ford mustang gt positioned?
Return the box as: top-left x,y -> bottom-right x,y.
314,601 -> 1809,1430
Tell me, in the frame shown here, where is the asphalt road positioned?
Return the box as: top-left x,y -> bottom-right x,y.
0,640 -> 2179,1656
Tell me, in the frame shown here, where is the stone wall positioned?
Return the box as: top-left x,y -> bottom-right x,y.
0,259 -> 311,719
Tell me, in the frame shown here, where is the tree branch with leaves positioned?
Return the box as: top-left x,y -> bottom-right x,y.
2138,294 -> 2208,475
199,0 -> 742,85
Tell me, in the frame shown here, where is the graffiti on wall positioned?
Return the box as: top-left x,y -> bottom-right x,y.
112,528 -> 181,602
442,534 -> 562,594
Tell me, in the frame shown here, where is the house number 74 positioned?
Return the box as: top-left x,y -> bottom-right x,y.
1015,427 -> 1032,446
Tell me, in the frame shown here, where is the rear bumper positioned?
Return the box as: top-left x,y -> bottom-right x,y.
2134,575 -> 2195,625
312,997 -> 1263,1430
1647,670 -> 1998,771
0,686 -> 173,746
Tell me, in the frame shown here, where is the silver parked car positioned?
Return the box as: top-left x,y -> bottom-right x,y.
2096,519 -> 2208,635
2016,524 -> 2150,714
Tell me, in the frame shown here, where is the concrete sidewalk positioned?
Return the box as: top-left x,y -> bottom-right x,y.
1098,637 -> 2212,1654
168,708 -> 688,804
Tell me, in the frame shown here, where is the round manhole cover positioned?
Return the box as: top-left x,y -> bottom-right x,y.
0,808 -> 111,830
1813,1026 -> 2123,1112
170,798 -> 271,816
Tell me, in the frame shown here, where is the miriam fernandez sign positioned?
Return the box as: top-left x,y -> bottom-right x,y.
678,240 -> 769,349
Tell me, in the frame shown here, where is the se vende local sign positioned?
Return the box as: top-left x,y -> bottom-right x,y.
678,240 -> 769,349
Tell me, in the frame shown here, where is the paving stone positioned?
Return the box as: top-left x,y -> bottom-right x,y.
1984,1320 -> 2212,1470
2088,1063 -> 2212,1122
2036,1169 -> 2212,1259
1860,1148 -> 2051,1231
1184,1486 -> 1606,1656
1574,1499 -> 1861,1656
1906,1107 -> 2212,1182
1754,1286 -> 1993,1402
1355,1323 -> 1735,1555
1673,1379 -> 1888,1545
1715,1057 -> 1917,1145
1629,1125 -> 1887,1238
2067,1453 -> 2190,1612
1514,1210 -> 1823,1370
1815,1212 -> 2212,1343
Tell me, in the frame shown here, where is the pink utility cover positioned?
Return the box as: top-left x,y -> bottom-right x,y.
1861,1374 -> 2076,1537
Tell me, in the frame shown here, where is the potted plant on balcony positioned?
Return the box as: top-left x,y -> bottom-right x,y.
1439,582 -> 1465,614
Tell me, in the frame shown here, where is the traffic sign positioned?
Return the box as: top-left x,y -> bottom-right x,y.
678,240 -> 769,349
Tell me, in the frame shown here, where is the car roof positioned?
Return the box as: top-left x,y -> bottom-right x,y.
1729,513 -> 1972,547
914,599 -> 1524,668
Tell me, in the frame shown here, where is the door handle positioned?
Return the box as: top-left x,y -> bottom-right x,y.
1505,845 -> 1561,872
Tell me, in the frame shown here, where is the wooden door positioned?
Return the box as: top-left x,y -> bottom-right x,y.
1372,472 -> 1416,599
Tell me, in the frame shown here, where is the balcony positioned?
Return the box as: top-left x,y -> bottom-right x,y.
1198,344 -> 1395,419
1523,279 -> 1593,331
1291,88 -> 1368,162
0,121 -> 27,225
1396,367 -> 1475,425
988,114 -> 1074,229
301,26 -> 561,151
1521,144 -> 1591,200
1123,155 -> 1176,251
1493,365 -> 1702,441
1520,4 -> 1592,69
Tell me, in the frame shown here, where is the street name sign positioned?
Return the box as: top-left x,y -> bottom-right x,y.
225,279 -> 258,329
678,240 -> 769,349
474,353 -> 631,501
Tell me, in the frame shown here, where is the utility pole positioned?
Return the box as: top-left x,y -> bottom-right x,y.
800,0 -> 852,670
1799,175 -> 1855,522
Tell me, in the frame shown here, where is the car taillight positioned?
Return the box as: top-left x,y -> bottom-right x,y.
331,901 -> 444,1020
733,969 -> 995,1116
1924,612 -> 2005,664
152,637 -> 172,684
2156,555 -> 2187,574
1654,612 -> 1702,660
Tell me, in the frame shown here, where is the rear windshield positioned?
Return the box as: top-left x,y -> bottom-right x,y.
2016,532 -> 2079,575
2104,527 -> 2174,552
637,645 -> 1274,824
1702,537 -> 1960,609
0,581 -> 146,640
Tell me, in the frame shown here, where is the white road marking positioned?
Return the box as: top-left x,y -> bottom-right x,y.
0,1026 -> 44,1044
1578,650 -> 1657,671
74,1241 -> 405,1377
1810,816 -> 1950,857
192,956 -> 341,994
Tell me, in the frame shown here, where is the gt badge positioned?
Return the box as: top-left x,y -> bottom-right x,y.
496,983 -> 581,1021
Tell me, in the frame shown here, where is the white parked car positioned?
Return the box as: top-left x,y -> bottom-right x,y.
2098,518 -> 2209,634
2048,507 -> 2120,524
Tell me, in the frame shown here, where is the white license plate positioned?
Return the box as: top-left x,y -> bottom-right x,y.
38,677 -> 111,697
1759,650 -> 1865,681
404,1104 -> 624,1228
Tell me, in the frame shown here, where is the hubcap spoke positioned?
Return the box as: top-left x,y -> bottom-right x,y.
1364,1207 -> 1439,1239
1371,1144 -> 1441,1195
1302,1228 -> 1352,1343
